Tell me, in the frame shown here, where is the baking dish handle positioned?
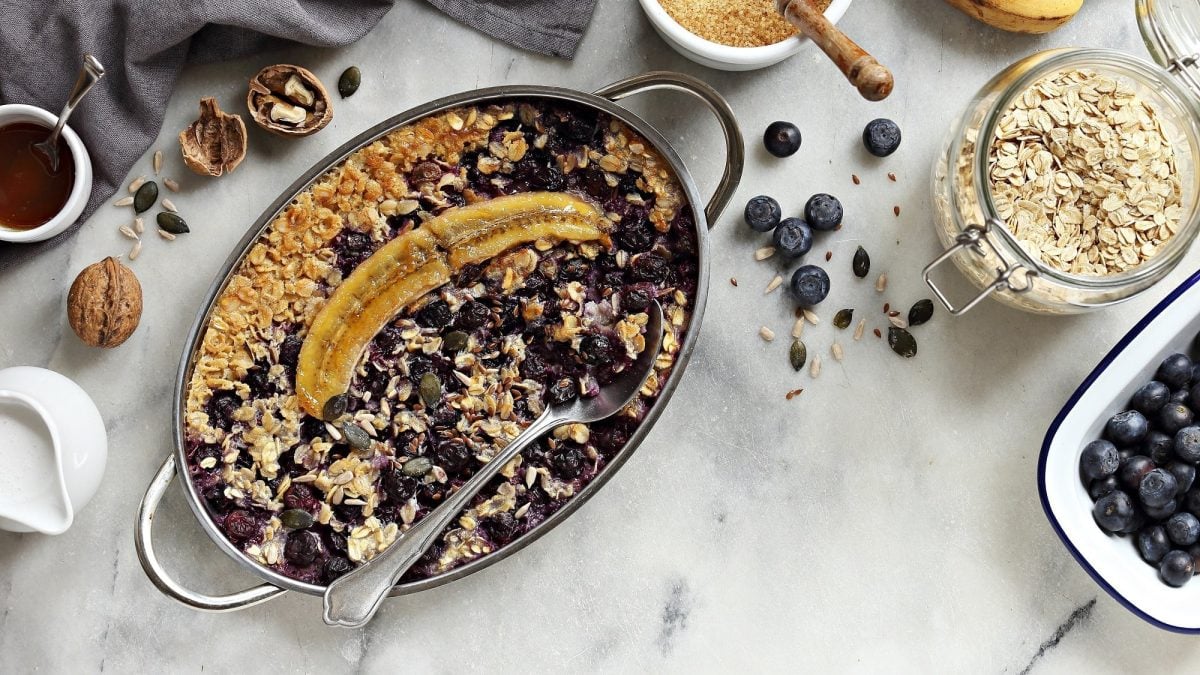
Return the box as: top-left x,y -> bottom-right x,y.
136,454 -> 287,612
594,71 -> 744,229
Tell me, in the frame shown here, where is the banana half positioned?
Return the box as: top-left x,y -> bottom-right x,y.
943,0 -> 1083,34
295,192 -> 609,418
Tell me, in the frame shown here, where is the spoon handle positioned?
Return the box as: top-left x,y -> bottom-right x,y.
322,408 -> 562,627
49,54 -> 105,139
777,0 -> 893,101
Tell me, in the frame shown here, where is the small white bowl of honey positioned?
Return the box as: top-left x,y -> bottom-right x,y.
0,104 -> 92,243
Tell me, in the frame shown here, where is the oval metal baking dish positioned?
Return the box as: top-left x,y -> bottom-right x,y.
135,71 -> 743,612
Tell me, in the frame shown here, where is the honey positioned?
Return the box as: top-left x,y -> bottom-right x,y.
0,122 -> 75,231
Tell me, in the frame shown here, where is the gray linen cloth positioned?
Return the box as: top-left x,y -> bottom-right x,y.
0,0 -> 598,265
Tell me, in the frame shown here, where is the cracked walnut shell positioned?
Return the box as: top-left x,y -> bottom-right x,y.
67,257 -> 143,348
247,64 -> 332,137
178,97 -> 248,177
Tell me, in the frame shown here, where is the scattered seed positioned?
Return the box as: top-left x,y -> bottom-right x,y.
119,225 -> 138,240
133,181 -> 158,213
833,308 -> 853,329
853,318 -> 866,341
888,172 -> 897,182
785,388 -> 804,400
443,330 -> 469,351
419,372 -> 442,407
832,342 -> 844,362
402,456 -> 432,477
730,277 -> 738,287
888,326 -> 918,357
341,422 -> 372,450
154,150 -> 163,175
883,303 -> 891,313
875,273 -> 888,292
909,299 -> 935,326
765,274 -> 783,294
157,212 -> 189,234
114,196 -> 134,207
853,246 -> 870,278
789,339 -> 807,371
158,228 -> 177,241
755,246 -> 776,261
338,66 -> 362,98
852,174 -> 861,185
873,328 -> 882,339
161,198 -> 178,213
133,217 -> 144,234
803,309 -> 820,325
810,354 -> 822,378
825,250 -> 832,262
893,205 -> 901,217
128,176 -> 146,193
322,393 -> 349,421
163,177 -> 181,192
887,310 -> 900,317
791,317 -> 805,338
888,314 -> 908,329
760,326 -> 776,342
129,239 -> 142,260
280,509 -> 315,529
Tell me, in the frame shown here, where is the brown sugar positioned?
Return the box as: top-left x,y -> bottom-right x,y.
658,0 -> 830,48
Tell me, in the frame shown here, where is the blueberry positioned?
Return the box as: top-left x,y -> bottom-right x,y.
1144,430 -> 1174,465
417,300 -> 453,329
322,556 -> 354,583
1175,426 -> 1200,463
790,265 -> 830,306
1105,410 -> 1149,446
772,218 -> 813,258
284,530 -> 321,566
1139,468 -> 1179,508
551,445 -> 586,479
744,195 -> 782,232
1167,512 -> 1200,546
804,194 -> 843,231
1093,490 -> 1135,533
1158,353 -> 1194,389
1138,525 -> 1172,564
1119,455 -> 1156,492
455,300 -> 492,331
1160,404 -> 1195,434
863,118 -> 902,157
223,510 -> 258,542
1168,461 -> 1197,495
1186,489 -> 1200,515
630,254 -> 668,283
1079,440 -> 1119,480
434,439 -> 471,473
1145,499 -> 1179,520
1173,389 -> 1193,407
580,334 -> 614,366
1191,363 -> 1200,385
1161,549 -> 1196,587
1131,381 -> 1171,416
1088,475 -> 1120,501
547,378 -> 577,406
763,121 -> 802,157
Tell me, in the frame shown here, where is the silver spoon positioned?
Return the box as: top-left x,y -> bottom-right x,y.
34,54 -> 105,173
323,300 -> 665,628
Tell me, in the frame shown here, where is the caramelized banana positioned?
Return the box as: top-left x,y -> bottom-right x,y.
296,192 -> 608,417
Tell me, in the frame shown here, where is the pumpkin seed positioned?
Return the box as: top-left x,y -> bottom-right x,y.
789,339 -> 807,372
322,393 -> 349,421
402,456 -> 432,477
341,422 -> 371,450
888,327 -> 917,358
908,299 -> 934,326
419,372 -> 441,407
156,212 -> 189,234
443,330 -> 469,351
280,509 -> 314,529
833,308 -> 853,329
338,66 -> 361,98
852,246 -> 870,278
133,180 -> 158,213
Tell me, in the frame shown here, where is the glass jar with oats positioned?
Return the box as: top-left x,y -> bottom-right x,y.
928,3 -> 1200,316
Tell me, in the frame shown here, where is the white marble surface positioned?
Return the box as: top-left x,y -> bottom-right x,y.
4,0 -> 1200,671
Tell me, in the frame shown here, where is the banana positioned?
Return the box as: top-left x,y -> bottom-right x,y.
295,192 -> 608,417
943,0 -> 1083,34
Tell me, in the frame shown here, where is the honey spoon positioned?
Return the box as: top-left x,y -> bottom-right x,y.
34,54 -> 105,172
323,301 -> 665,628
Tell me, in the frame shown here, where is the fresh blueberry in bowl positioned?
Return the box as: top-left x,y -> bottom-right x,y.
1167,512 -> 1200,546
1138,525 -> 1172,564
1160,549 -> 1196,587
772,218 -> 813,258
1158,353 -> 1194,389
789,265 -> 830,307
1088,475 -> 1121,500
1160,403 -> 1196,434
1175,425 -> 1200,463
1079,439 -> 1120,480
1107,410 -> 1149,446
1119,455 -> 1156,492
804,194 -> 843,231
763,121 -> 802,158
1144,430 -> 1174,465
1167,461 -> 1197,495
744,195 -> 781,232
1132,381 -> 1171,415
863,118 -> 901,157
1139,468 -> 1179,508
1094,491 -> 1136,533
1144,499 -> 1179,521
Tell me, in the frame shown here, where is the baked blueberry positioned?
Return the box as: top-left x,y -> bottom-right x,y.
1093,491 -> 1136,533
580,334 -> 614,366
1167,512 -> 1200,546
863,118 -> 902,157
322,556 -> 354,583
790,265 -> 830,306
1106,410 -> 1149,446
1119,455 -> 1156,492
1131,381 -> 1171,415
1080,440 -> 1120,480
1088,475 -> 1121,501
417,300 -> 453,329
1160,404 -> 1195,434
1144,430 -> 1174,465
284,530 -> 320,566
1138,525 -> 1172,564
1158,353 -> 1194,389
1161,549 -> 1195,587
1139,468 -> 1178,508
804,194 -> 843,231
1168,461 -> 1197,495
223,510 -> 258,542
763,121 -> 802,157
744,195 -> 782,232
1175,425 -> 1200,463
773,218 -> 813,258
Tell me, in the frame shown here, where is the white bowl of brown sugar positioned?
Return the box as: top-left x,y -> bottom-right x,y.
641,0 -> 851,71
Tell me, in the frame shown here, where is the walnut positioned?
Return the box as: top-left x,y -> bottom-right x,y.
67,257 -> 143,348
247,65 -> 332,137
178,97 -> 248,177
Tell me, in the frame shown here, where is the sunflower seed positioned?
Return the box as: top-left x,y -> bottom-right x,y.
154,150 -> 163,175
803,309 -> 820,325
119,225 -> 138,240
325,422 -> 343,441
755,246 -> 776,261
875,273 -> 888,292
791,317 -> 805,338
908,299 -> 935,326
161,198 -> 178,213
789,340 -> 807,371
765,275 -> 783,294
133,217 -> 144,234
114,196 -> 134,207
514,503 -> 531,519
157,229 -> 176,241
129,176 -> 146,193
833,308 -> 853,329
129,239 -> 142,260
810,355 -> 822,378
853,246 -> 870,278
854,318 -> 866,341
888,327 -> 917,358
163,177 -> 180,192
889,314 -> 908,329
759,326 -> 775,342
831,342 -> 844,362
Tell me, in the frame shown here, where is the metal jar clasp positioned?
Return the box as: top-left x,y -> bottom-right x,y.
922,218 -> 1037,316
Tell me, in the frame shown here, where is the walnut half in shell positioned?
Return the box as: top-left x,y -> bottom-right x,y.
178,97 -> 248,177
247,65 -> 332,137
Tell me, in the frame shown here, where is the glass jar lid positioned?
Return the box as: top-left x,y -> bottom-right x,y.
1138,0 -> 1200,95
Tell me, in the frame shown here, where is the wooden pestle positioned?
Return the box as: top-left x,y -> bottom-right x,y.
776,0 -> 894,102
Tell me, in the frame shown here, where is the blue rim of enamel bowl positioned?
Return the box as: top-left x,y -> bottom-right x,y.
1038,268 -> 1200,634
